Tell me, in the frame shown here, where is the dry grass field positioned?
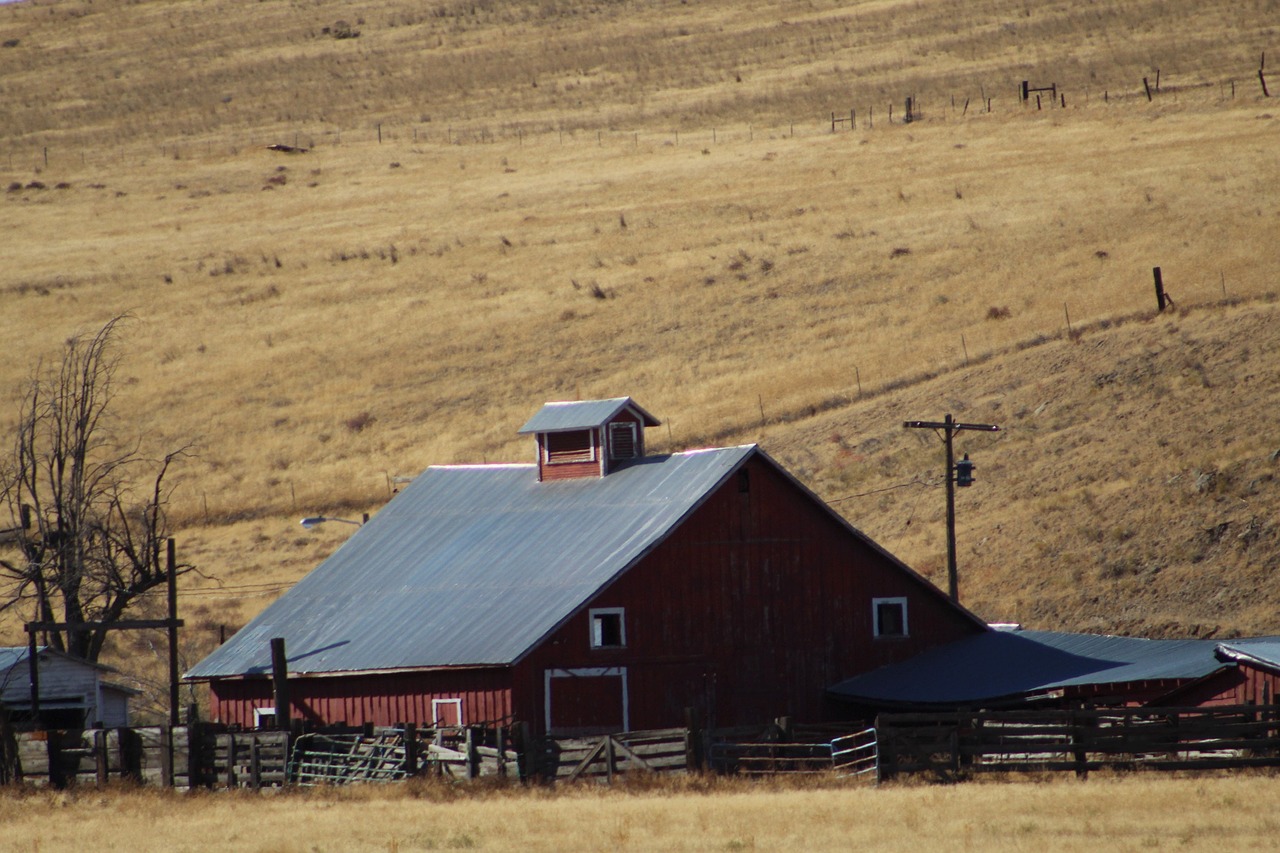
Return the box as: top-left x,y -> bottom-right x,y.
1,0 -> 1278,718
3,773 -> 1280,852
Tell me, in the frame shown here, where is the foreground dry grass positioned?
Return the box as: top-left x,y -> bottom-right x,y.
2,774 -> 1280,852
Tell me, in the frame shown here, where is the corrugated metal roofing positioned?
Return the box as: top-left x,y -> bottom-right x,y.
828,629 -> 1228,706
517,397 -> 660,434
1216,638 -> 1280,670
0,646 -> 33,672
186,445 -> 755,680
0,646 -> 113,674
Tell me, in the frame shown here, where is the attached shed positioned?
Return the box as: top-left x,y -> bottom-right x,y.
1152,638 -> 1280,707
826,627 -> 1280,714
0,646 -> 134,728
187,397 -> 986,733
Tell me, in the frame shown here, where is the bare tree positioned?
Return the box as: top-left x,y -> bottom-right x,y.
0,316 -> 191,663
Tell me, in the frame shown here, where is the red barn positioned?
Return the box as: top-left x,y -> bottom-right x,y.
186,398 -> 985,733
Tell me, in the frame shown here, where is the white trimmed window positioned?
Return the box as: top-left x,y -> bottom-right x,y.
432,698 -> 463,728
253,706 -> 277,728
544,429 -> 596,464
590,607 -> 626,649
873,597 -> 908,638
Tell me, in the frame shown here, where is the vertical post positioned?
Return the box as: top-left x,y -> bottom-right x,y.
95,728 -> 109,785
167,538 -> 180,727
270,638 -> 290,731
517,721 -> 535,782
1143,77 -> 1153,101
225,733 -> 237,788
249,738 -> 262,790
160,724 -> 173,787
1021,80 -> 1029,101
465,726 -> 478,779
402,722 -> 418,776
944,414 -> 959,604
27,630 -> 40,724
1153,267 -> 1167,311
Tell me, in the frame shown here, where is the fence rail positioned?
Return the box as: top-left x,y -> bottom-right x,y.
9,704 -> 1277,788
876,706 -> 1280,780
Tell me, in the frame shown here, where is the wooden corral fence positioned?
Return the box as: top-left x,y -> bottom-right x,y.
535,727 -> 693,782
707,723 -> 878,779
876,705 -> 1280,781
15,725 -> 198,788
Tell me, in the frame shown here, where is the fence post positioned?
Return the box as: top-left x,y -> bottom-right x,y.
684,707 -> 704,771
225,733 -> 237,789
402,722 -> 418,776
1153,266 -> 1167,311
465,727 -> 478,779
160,724 -> 173,787
249,738 -> 262,790
1071,711 -> 1089,780
94,729 -> 109,785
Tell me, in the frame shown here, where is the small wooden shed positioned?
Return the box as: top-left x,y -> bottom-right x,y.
0,646 -> 134,728
187,397 -> 987,733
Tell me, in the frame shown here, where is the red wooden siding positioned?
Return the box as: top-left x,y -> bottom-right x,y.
208,668 -> 513,729
515,454 -> 983,732
1154,662 -> 1280,707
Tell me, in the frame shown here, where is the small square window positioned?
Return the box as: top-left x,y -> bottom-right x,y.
873,597 -> 908,638
590,608 -> 626,649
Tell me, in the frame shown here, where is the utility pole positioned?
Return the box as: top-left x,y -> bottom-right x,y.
903,414 -> 1000,604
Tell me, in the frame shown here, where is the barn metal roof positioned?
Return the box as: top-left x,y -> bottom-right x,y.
186,445 -> 755,680
517,397 -> 660,434
1216,638 -> 1280,671
827,629 -> 1229,707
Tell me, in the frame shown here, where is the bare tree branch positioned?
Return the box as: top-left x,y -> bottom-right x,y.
0,316 -> 194,663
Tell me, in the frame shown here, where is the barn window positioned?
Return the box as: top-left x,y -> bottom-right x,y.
873,597 -> 908,638
253,706 -> 277,729
590,608 -> 626,649
432,698 -> 463,728
609,422 -> 638,459
544,429 -> 596,464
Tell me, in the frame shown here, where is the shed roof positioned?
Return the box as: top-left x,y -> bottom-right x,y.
1216,638 -> 1280,671
828,629 -> 1228,707
187,445 -> 756,680
517,397 -> 660,434
0,646 -> 114,674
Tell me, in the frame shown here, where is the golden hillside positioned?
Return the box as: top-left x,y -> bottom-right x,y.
1,0 -> 1277,704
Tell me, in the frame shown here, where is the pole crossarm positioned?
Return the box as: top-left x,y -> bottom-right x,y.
24,619 -> 184,632
903,420 -> 1001,432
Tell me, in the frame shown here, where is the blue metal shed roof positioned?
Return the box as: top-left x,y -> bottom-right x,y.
517,397 -> 660,434
186,445 -> 755,680
1216,638 -> 1280,671
828,629 -> 1228,706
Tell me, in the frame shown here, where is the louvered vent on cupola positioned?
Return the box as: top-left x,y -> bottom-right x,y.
518,397 -> 661,482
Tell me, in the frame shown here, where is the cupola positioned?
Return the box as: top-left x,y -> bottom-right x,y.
517,397 -> 661,481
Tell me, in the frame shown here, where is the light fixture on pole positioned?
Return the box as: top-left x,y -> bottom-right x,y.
299,513 -> 367,530
903,414 -> 1000,604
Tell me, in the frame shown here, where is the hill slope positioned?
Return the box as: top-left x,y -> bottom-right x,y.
0,0 -> 1277,710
